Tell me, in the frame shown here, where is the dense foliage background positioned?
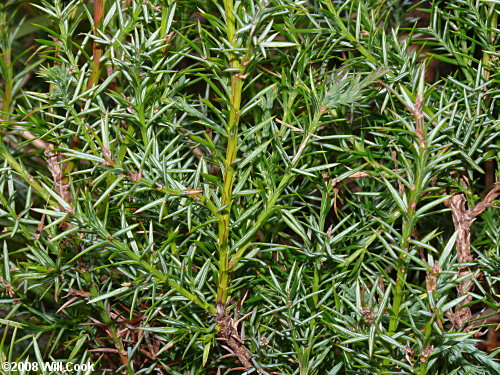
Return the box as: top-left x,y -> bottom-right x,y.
0,0 -> 499,374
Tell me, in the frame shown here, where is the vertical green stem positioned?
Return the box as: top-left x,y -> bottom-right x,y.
216,0 -> 245,306
0,13 -> 12,121
418,316 -> 434,375
2,53 -> 12,121
388,168 -> 422,333
382,159 -> 424,373
385,74 -> 428,372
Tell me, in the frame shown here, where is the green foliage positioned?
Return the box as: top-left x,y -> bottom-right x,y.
0,0 -> 499,374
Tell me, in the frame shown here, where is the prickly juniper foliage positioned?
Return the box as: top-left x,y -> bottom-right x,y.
0,0 -> 499,374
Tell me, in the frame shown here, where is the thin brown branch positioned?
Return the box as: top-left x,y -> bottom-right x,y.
56,296 -> 79,313
446,184 -> 500,330
87,0 -> 105,89
214,304 -> 263,372
470,184 -> 500,217
45,144 -> 73,212
275,118 -> 324,139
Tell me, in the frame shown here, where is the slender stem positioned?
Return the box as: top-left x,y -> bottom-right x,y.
388,144 -> 426,334
388,199 -> 418,333
384,72 -> 428,372
381,160 -> 424,373
0,16 -> 12,121
2,61 -> 12,121
87,0 -> 105,89
216,0 -> 245,306
418,314 -> 435,375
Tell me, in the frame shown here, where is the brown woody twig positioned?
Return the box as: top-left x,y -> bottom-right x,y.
445,184 -> 500,330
